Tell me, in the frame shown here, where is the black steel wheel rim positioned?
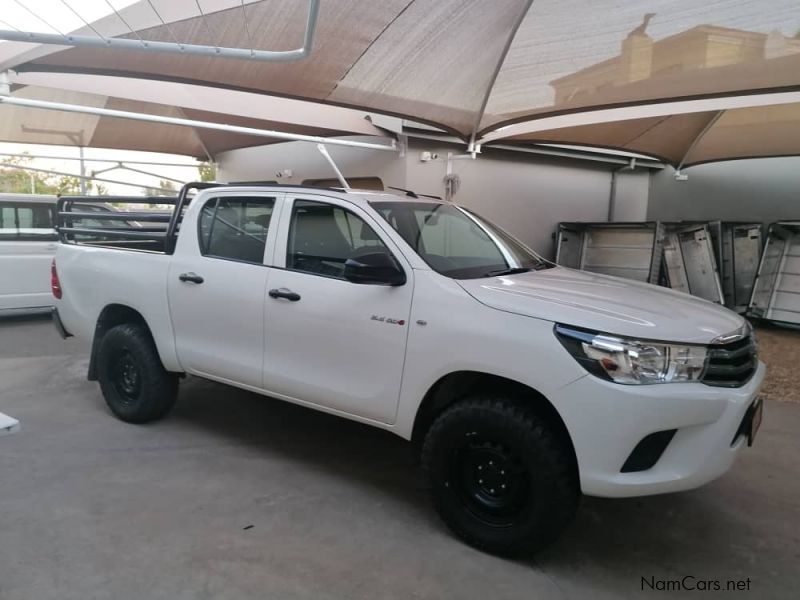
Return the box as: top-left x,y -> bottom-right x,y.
112,349 -> 141,405
452,439 -> 531,527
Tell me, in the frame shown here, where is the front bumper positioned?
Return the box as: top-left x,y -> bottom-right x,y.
554,361 -> 766,498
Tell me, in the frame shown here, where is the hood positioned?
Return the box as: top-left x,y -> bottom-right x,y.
457,267 -> 745,344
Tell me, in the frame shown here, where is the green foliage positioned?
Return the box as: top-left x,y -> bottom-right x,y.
144,179 -> 178,197
197,161 -> 216,182
0,155 -> 89,195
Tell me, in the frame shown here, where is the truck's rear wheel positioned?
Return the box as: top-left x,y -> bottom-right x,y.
97,323 -> 178,423
421,396 -> 579,556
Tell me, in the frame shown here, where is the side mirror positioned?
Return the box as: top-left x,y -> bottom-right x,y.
344,252 -> 406,286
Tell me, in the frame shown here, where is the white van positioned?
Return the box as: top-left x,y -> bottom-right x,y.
0,194 -> 59,313
0,194 -> 149,313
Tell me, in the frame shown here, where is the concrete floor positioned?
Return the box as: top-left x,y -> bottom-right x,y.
1,314 -> 799,599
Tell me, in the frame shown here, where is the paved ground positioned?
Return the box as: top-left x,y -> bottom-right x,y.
1,314 -> 799,599
753,322 -> 800,403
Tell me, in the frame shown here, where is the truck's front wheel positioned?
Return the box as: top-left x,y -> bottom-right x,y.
97,323 -> 178,423
421,396 -> 579,556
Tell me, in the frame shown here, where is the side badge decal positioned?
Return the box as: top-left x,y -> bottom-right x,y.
371,315 -> 405,326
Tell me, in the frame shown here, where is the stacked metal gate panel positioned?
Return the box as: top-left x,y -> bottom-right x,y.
661,223 -> 725,304
748,222 -> 800,325
555,221 -> 767,310
720,223 -> 763,313
555,222 -> 663,284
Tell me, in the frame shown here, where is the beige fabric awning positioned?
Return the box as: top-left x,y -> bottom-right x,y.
0,71 -> 385,158
1,0 -> 798,141
482,92 -> 800,168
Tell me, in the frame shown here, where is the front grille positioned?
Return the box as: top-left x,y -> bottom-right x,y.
702,335 -> 757,388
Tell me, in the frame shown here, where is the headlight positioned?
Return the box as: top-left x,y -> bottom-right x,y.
555,325 -> 707,385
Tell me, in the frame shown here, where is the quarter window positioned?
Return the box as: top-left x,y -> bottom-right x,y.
198,197 -> 275,264
0,203 -> 56,241
287,199 -> 393,279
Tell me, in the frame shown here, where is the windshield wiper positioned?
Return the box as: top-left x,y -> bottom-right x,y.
483,267 -> 532,277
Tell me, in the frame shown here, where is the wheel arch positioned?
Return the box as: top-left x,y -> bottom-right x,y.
411,371 -> 578,481
88,304 -> 168,380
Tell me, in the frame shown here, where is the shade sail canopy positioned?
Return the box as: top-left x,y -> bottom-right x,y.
483,92 -> 800,168
0,71 -> 385,158
0,0 -> 798,141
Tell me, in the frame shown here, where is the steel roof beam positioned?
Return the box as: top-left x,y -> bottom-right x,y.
0,0 -> 320,63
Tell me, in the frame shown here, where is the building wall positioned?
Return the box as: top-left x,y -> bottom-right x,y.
611,169 -> 651,222
648,158 -> 800,223
216,136 -> 407,188
217,138 -> 653,259
402,144 -> 617,258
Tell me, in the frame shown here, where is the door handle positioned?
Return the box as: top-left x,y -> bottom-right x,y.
268,288 -> 301,302
178,272 -> 204,284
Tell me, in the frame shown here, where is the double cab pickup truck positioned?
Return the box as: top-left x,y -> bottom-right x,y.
52,182 -> 764,555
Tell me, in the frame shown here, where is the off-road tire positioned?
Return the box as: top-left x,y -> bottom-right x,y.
421,396 -> 579,556
97,323 -> 178,423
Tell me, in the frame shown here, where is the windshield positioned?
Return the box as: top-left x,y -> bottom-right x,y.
370,201 -> 550,279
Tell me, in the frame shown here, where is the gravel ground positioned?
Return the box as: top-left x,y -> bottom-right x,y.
754,322 -> 800,403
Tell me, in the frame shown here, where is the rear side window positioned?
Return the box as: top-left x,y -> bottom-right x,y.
286,199 -> 392,279
0,203 -> 57,241
198,196 -> 275,264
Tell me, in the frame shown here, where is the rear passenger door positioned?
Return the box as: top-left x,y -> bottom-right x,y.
168,193 -> 282,389
0,200 -> 58,311
262,195 -> 413,424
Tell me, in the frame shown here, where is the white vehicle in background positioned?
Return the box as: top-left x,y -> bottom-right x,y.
51,182 -> 765,555
0,194 -> 59,313
0,194 -> 162,313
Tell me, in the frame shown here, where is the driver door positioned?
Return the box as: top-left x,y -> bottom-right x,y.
262,195 -> 413,424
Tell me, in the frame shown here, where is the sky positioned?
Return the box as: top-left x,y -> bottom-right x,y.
0,0 -> 140,35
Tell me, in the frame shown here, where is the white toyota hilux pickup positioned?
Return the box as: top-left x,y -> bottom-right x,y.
52,182 -> 764,555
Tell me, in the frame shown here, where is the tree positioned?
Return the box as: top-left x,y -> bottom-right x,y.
144,179 -> 177,197
0,155 -> 88,195
53,176 -> 83,195
197,161 -> 216,182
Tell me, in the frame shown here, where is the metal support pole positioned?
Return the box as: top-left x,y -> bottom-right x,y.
607,170 -> 618,222
316,144 -> 349,189
0,152 -> 200,168
0,0 -> 321,63
1,162 -> 174,192
607,158 -> 636,221
0,94 -> 397,153
91,162 -> 185,185
78,145 -> 86,194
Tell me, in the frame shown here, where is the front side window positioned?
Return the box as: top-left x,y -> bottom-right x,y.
198,196 -> 274,264
0,203 -> 56,241
287,199 -> 393,279
371,201 -> 549,279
